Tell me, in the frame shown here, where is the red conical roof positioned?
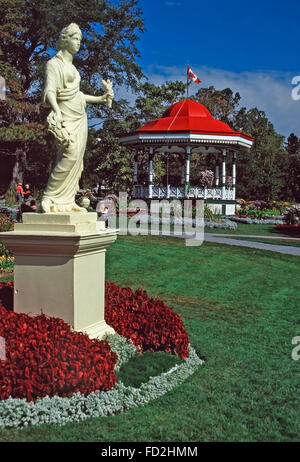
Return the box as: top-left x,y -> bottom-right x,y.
137,99 -> 253,140
162,99 -> 212,119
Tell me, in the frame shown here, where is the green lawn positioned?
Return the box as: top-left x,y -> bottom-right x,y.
0,235 -> 299,441
205,222 -> 300,237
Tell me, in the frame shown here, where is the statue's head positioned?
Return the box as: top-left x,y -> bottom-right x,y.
57,23 -> 82,54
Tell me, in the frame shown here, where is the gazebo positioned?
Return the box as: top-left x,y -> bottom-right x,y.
119,99 -> 254,215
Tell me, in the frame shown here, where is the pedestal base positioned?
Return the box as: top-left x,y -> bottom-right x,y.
0,213 -> 118,339
80,320 -> 116,340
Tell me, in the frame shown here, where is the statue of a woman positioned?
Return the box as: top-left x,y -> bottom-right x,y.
41,23 -> 113,213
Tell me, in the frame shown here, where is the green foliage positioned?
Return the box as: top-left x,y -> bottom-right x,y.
0,0 -> 144,92
0,252 -> 14,272
194,86 -> 241,124
204,205 -> 214,220
283,133 -> 300,202
81,117 -> 134,193
0,218 -> 14,272
134,81 -> 186,122
235,108 -> 286,201
193,87 -> 288,201
82,80 -> 188,192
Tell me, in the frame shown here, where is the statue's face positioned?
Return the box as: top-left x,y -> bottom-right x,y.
65,32 -> 81,55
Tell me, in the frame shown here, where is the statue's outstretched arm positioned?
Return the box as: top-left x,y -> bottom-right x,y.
84,79 -> 114,108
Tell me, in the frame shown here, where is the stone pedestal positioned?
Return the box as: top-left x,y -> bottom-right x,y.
0,212 -> 118,339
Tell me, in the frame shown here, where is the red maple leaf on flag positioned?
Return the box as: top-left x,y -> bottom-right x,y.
187,66 -> 201,84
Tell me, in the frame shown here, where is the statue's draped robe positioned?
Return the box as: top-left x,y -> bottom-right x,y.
42,52 -> 87,212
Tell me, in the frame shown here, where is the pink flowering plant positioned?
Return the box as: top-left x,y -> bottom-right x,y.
199,170 -> 214,187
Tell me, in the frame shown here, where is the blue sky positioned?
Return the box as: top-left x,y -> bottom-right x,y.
119,0 -> 300,138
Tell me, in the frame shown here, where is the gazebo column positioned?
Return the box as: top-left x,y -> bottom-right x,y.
185,146 -> 191,196
215,164 -> 220,186
181,162 -> 185,185
232,151 -> 237,200
133,152 -> 138,185
148,147 -> 154,199
221,149 -> 227,199
132,151 -> 138,198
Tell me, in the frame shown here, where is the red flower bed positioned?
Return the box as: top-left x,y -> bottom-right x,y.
105,282 -> 189,359
0,280 -> 189,402
0,297 -> 118,402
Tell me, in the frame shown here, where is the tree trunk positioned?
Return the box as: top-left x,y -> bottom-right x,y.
12,149 -> 27,186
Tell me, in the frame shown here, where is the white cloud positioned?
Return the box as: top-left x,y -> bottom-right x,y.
145,65 -> 300,138
115,65 -> 300,139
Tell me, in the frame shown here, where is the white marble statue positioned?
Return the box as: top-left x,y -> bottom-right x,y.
41,23 -> 114,213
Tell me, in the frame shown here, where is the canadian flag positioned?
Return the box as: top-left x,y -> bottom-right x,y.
187,66 -> 201,84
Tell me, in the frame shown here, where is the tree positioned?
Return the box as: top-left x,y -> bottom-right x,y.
81,98 -> 137,193
194,86 -> 241,124
84,81 -> 188,192
191,86 -> 288,200
0,0 -> 144,93
284,133 -> 300,201
235,107 -> 287,201
0,59 -> 49,194
0,0 -> 144,192
132,81 -> 187,186
133,81 -> 186,122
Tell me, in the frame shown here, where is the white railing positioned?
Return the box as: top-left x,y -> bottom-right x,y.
132,185 -> 235,200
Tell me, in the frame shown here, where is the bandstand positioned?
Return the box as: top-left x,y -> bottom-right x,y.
119,99 -> 253,215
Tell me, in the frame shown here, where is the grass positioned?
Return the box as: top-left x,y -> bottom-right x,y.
0,234 -> 299,442
0,273 -> 12,283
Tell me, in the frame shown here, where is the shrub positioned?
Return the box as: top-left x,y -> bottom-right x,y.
0,216 -> 14,232
204,205 -> 214,220
283,206 -> 300,225
0,254 -> 14,273
0,221 -> 14,272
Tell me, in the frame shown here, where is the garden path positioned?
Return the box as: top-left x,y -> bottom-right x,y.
204,234 -> 300,256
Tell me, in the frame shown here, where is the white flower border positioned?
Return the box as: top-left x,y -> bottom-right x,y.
0,334 -> 203,428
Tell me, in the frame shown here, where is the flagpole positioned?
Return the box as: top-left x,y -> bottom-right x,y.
186,65 -> 189,99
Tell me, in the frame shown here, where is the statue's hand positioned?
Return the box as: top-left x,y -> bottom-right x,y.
48,110 -> 63,130
47,110 -> 71,147
102,79 -> 114,108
